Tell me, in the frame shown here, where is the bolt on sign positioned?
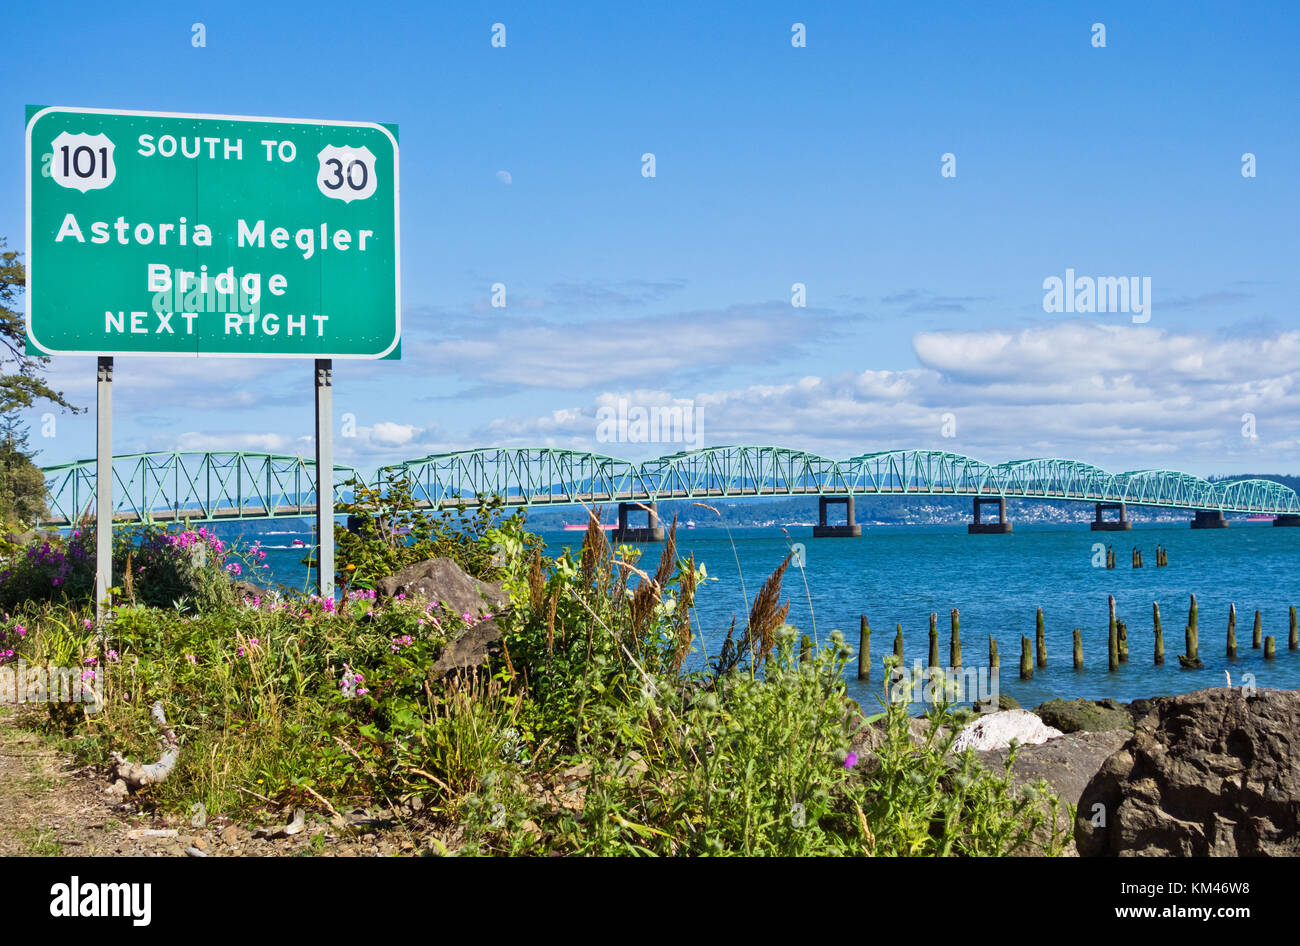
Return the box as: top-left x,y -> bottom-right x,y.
25,106 -> 400,359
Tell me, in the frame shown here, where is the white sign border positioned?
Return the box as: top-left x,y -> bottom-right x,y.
25,105 -> 401,360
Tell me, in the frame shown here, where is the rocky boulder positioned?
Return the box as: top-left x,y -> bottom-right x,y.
231,580 -> 267,601
1034,698 -> 1134,734
430,617 -> 504,676
980,730 -> 1131,852
5,528 -> 60,547
375,557 -> 508,618
1075,687 -> 1300,856
374,558 -> 511,676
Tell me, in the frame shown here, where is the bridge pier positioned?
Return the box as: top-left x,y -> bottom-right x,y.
1274,515 -> 1300,527
1190,509 -> 1229,529
812,496 -> 862,537
612,502 -> 665,543
1091,502 -> 1132,531
968,496 -> 1012,534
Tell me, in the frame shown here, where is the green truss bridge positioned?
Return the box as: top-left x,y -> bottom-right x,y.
37,447 -> 1300,537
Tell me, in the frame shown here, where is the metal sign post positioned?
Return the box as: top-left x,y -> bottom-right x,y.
95,356 -> 112,627
314,359 -> 334,598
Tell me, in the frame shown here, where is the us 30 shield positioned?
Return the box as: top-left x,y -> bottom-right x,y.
50,131 -> 116,193
317,144 -> 378,203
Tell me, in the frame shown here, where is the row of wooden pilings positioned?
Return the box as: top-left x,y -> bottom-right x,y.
1103,545 -> 1168,569
853,596 -> 1299,680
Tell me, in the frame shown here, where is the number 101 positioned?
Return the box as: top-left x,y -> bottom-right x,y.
59,144 -> 110,179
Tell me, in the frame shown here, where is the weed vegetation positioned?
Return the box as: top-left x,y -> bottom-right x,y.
0,481 -> 1069,855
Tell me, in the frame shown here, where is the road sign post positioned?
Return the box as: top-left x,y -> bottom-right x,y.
314,359 -> 334,598
95,356 -> 112,627
26,106 -> 400,597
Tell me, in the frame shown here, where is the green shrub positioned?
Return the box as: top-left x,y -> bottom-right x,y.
0,530 -> 95,611
334,472 -> 537,588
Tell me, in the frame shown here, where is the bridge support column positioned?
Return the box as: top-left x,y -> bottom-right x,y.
812,496 -> 861,538
1274,515 -> 1300,527
1191,509 -> 1228,529
612,502 -> 665,543
968,496 -> 1012,534
1091,502 -> 1132,531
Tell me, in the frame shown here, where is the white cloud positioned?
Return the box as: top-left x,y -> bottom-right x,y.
462,324 -> 1300,473
367,421 -> 419,446
59,323 -> 1300,477
406,302 -> 833,390
171,431 -> 301,453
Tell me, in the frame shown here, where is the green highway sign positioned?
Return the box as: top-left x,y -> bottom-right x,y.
25,106 -> 400,359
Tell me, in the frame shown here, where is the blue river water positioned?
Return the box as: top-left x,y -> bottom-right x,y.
228,520 -> 1300,710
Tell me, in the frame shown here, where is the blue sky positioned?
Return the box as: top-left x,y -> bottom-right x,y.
4,1 -> 1298,476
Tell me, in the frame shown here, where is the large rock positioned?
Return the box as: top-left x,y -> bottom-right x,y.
951,709 -> 1063,752
1034,698 -> 1134,734
1075,687 -> 1300,856
980,730 -> 1131,852
231,580 -> 267,600
5,529 -> 59,546
431,618 -> 504,676
375,557 -> 507,617
375,558 -> 510,676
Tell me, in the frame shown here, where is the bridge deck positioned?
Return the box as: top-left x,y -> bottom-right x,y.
36,448 -> 1300,527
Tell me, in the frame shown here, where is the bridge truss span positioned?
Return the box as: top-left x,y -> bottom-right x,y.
37,446 -> 1300,526
38,451 -> 364,527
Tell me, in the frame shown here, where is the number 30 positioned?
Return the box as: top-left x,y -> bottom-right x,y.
321,158 -> 368,191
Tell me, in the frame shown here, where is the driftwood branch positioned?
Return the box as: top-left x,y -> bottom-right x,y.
110,701 -> 179,789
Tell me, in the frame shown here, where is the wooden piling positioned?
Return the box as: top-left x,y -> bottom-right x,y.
1290,606 -> 1298,651
1108,594 -> 1117,667
1020,636 -> 1033,679
1073,628 -> 1083,669
1036,606 -> 1046,667
1265,635 -> 1276,660
1227,604 -> 1237,659
1253,609 -> 1262,649
1154,619 -> 1164,665
1117,619 -> 1129,663
989,635 -> 999,670
1179,623 -> 1203,669
928,613 -> 940,669
1188,593 -> 1198,646
950,608 -> 962,669
857,615 -> 871,680
894,623 -> 904,662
